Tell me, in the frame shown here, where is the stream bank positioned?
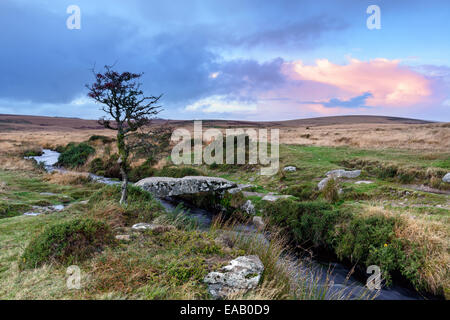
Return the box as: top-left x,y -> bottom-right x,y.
26,149 -> 432,300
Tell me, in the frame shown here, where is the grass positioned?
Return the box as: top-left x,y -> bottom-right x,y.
0,124 -> 448,299
258,196 -> 448,297
0,170 -> 99,218
20,218 -> 116,269
0,166 -> 370,300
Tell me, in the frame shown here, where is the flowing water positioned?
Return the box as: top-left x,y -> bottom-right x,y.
27,149 -> 430,300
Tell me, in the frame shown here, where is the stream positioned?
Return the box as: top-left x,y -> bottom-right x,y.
27,149 -> 430,300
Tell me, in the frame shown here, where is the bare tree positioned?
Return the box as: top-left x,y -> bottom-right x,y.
87,65 -> 169,205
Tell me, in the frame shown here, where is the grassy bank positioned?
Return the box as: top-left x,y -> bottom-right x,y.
1,169 -> 354,300
0,138 -> 448,299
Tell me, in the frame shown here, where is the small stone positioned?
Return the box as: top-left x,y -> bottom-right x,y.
23,212 -> 42,216
115,234 -> 131,241
326,169 -> 361,179
252,216 -> 265,230
227,184 -> 254,194
131,223 -> 153,230
443,173 -> 450,183
241,200 -> 256,215
283,166 -> 297,172
131,223 -> 174,233
262,194 -> 291,202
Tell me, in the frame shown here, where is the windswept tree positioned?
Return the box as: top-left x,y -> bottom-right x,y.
87,65 -> 170,205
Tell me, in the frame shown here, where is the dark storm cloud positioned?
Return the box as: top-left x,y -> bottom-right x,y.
0,0 -> 346,112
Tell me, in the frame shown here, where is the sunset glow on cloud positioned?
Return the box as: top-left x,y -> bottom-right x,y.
283,58 -> 432,108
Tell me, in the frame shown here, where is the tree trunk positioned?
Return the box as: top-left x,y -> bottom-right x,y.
119,158 -> 128,205
117,130 -> 128,206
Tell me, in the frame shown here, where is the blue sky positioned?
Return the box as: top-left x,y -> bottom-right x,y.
0,0 -> 449,121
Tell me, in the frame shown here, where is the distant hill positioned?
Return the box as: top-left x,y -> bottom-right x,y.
0,114 -> 434,131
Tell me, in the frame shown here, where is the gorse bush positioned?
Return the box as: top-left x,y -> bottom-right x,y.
57,142 -> 95,168
263,199 -> 341,247
332,213 -> 426,287
261,198 -> 432,292
334,214 -> 398,264
20,218 -> 115,269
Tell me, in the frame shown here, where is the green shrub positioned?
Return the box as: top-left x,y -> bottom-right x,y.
23,148 -> 43,157
20,218 -> 115,269
281,184 -> 317,201
89,158 -> 105,175
263,199 -> 340,247
129,160 -> 156,182
103,154 -> 122,179
220,191 -> 246,215
322,178 -> 339,203
208,162 -> 219,170
334,214 -> 398,270
88,154 -> 122,179
57,143 -> 95,168
166,257 -> 208,284
88,135 -> 115,144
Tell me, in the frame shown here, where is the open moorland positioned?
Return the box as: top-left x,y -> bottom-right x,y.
0,114 -> 449,300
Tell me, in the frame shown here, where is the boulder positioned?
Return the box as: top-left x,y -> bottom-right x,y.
241,200 -> 256,215
204,255 -> 264,299
326,169 -> 361,179
135,176 -> 236,198
443,173 -> 450,183
283,166 -> 297,172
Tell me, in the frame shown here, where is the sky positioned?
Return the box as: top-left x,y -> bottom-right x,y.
0,0 -> 449,121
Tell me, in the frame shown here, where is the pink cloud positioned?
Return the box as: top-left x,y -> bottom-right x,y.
282,58 -> 433,107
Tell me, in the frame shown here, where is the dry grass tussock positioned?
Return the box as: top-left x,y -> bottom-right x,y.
43,171 -> 92,186
0,181 -> 8,193
0,155 -> 35,171
363,204 -> 449,294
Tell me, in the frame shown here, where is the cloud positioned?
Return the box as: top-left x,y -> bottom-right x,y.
306,92 -> 373,109
185,95 -> 258,114
283,58 -> 433,107
229,16 -> 348,49
0,1 -> 448,121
